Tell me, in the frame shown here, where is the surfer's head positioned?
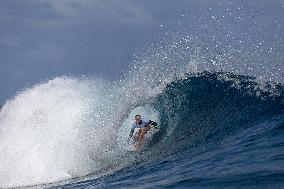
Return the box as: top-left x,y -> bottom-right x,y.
135,115 -> 142,124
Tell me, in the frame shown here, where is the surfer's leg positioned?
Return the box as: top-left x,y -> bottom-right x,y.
135,127 -> 151,148
137,131 -> 145,148
139,127 -> 150,141
135,129 -> 141,140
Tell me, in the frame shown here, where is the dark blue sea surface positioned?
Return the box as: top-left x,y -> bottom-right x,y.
51,72 -> 284,189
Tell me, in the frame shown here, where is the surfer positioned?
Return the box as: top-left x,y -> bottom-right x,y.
128,115 -> 158,148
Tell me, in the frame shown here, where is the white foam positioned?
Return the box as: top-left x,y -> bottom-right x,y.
0,77 -> 111,187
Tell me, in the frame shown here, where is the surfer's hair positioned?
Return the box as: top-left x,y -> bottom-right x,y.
135,114 -> 141,118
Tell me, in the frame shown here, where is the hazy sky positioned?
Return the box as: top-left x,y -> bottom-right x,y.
0,0 -> 283,104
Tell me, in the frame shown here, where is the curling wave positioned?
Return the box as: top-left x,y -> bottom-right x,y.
0,71 -> 284,188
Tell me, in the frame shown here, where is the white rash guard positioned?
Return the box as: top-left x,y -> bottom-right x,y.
129,119 -> 149,138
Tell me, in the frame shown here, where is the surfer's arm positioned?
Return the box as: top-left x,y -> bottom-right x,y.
129,128 -> 135,138
148,120 -> 156,126
129,124 -> 136,138
148,120 -> 158,128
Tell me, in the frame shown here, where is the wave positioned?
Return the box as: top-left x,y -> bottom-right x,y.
1,70 -> 283,188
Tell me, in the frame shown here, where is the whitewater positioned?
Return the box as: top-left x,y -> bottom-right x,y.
0,2 -> 284,188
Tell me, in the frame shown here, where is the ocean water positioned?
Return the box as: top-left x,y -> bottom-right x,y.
0,1 -> 284,188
